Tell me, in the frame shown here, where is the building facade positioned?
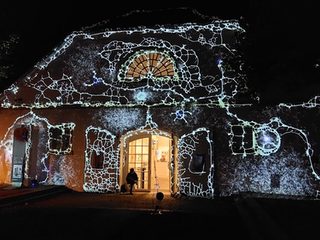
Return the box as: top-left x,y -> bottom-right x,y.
0,20 -> 319,198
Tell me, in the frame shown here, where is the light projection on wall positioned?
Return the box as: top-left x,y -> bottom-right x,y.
0,21 -> 245,109
220,101 -> 320,196
254,125 -> 281,156
97,108 -> 144,133
229,124 -> 254,156
227,107 -> 320,181
83,126 -> 119,192
121,109 -> 168,151
278,96 -> 320,181
39,21 -> 243,71
215,58 -> 246,108
178,128 -> 214,198
172,109 -> 192,123
0,111 -> 76,185
278,96 -> 320,109
133,90 -> 149,104
48,123 -> 74,155
229,122 -> 281,157
2,18 -> 316,198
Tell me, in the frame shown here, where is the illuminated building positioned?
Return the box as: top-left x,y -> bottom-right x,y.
0,19 -> 318,198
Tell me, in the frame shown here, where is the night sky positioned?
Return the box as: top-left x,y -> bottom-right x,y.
1,1 -> 319,105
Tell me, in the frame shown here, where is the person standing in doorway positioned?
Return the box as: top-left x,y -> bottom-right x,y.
126,168 -> 138,194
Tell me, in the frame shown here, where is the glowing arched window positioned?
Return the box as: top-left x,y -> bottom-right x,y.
118,50 -> 177,82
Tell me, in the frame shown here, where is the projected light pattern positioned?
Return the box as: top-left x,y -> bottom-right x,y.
254,125 -> 281,156
279,96 -> 320,108
0,21 -> 242,195
221,150 -> 315,197
0,111 -> 76,185
172,109 -> 192,123
48,159 -> 63,184
121,109 -> 165,151
134,90 -> 149,103
224,106 -> 320,195
0,21 -> 245,109
229,122 -> 281,157
229,124 -> 254,156
2,19 -> 315,198
227,106 -> 320,180
216,58 -> 247,107
83,126 -> 119,192
277,96 -> 320,182
0,112 -> 47,183
35,33 -> 81,70
48,123 -> 75,155
37,21 -> 243,69
57,155 -> 79,187
178,128 -> 214,198
97,108 -> 144,133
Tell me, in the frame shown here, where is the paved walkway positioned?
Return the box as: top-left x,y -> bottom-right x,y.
0,183 -> 61,196
29,190 -> 235,213
0,184 -> 68,207
1,185 -> 320,239
0,185 -> 52,198
0,185 -> 235,214
0,190 -> 246,239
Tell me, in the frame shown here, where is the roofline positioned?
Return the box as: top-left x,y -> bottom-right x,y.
85,19 -> 244,36
35,20 -> 244,70
0,19 -> 244,99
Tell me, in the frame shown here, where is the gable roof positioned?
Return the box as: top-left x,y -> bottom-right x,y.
0,20 -> 245,109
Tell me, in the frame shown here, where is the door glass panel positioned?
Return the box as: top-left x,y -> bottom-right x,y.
151,135 -> 170,192
128,137 -> 149,190
143,146 -> 148,154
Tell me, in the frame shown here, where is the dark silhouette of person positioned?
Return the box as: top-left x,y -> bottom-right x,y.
126,168 -> 138,194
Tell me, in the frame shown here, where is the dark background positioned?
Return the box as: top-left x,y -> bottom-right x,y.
1,1 -> 319,105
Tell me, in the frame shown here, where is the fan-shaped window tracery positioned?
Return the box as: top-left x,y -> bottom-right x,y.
118,50 -> 177,82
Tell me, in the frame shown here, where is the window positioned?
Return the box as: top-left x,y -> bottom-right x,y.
14,126 -> 28,142
190,154 -> 206,172
90,150 -> 104,169
128,137 -> 149,189
118,50 -> 177,82
270,174 -> 280,189
48,123 -> 75,155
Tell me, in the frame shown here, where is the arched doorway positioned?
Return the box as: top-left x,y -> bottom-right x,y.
121,130 -> 173,193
